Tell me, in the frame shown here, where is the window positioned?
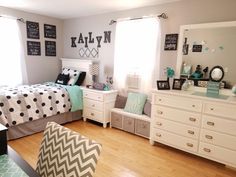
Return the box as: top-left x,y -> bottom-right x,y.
113,18 -> 160,95
0,18 -> 26,86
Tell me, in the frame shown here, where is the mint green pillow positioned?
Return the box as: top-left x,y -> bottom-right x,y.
124,92 -> 147,115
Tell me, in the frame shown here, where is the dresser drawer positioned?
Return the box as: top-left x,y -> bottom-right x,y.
153,94 -> 202,112
203,102 -> 236,120
111,112 -> 123,129
152,105 -> 201,127
83,108 -> 103,122
152,129 -> 198,153
202,115 -> 236,136
200,129 -> 236,151
199,142 -> 236,166
83,90 -> 103,101
153,118 -> 200,139
135,119 -> 150,138
84,98 -> 103,111
123,116 -> 135,133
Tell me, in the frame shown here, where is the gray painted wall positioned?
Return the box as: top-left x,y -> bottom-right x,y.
63,0 -> 236,83
0,6 -> 63,84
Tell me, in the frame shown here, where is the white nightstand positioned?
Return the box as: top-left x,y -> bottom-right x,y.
81,87 -> 118,128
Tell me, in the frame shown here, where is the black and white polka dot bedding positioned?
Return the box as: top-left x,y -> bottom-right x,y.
0,83 -> 72,127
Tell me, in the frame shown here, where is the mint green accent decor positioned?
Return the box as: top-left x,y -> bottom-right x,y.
124,93 -> 147,115
64,85 -> 83,112
207,81 -> 220,96
191,91 -> 228,100
0,155 -> 29,177
166,67 -> 175,78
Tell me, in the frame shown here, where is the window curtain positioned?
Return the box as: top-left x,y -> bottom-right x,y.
113,18 -> 160,96
0,18 -> 28,86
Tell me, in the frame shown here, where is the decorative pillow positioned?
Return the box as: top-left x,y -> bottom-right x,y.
143,100 -> 151,117
124,92 -> 147,115
67,74 -> 79,86
75,72 -> 86,86
62,68 -> 80,78
114,95 -> 127,109
55,73 -> 70,85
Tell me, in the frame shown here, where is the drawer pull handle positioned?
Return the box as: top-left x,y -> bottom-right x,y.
205,135 -> 213,139
188,130 -> 194,135
156,122 -> 162,126
207,121 -> 215,126
85,94 -> 88,96
142,125 -> 146,129
157,110 -> 163,115
115,118 -> 119,121
91,113 -> 94,116
98,97 -> 101,99
192,105 -> 195,108
128,121 -> 132,125
156,133 -> 161,137
203,148 -> 211,153
92,104 -> 95,107
186,143 -> 193,147
210,108 -> 214,111
189,117 -> 196,122
158,99 -> 162,101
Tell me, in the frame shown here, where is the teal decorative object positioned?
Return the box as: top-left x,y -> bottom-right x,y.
124,92 -> 147,115
232,84 -> 236,96
207,81 -> 220,97
219,46 -> 224,50
166,67 -> 175,78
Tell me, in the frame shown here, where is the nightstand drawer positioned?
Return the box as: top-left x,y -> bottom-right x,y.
84,98 -> 103,111
84,90 -> 103,101
83,108 -> 103,121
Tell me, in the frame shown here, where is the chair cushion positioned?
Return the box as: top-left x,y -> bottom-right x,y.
124,92 -> 147,115
36,122 -> 102,177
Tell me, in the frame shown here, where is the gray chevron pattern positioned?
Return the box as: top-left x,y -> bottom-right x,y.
36,122 -> 102,177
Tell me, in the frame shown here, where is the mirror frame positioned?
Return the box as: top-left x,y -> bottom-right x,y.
209,65 -> 224,82
176,21 -> 236,79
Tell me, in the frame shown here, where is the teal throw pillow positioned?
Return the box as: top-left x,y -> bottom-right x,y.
124,92 -> 147,115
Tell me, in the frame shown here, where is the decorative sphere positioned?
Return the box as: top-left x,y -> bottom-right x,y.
232,85 -> 236,96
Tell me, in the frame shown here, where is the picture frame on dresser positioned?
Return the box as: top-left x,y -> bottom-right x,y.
156,80 -> 170,90
172,78 -> 185,90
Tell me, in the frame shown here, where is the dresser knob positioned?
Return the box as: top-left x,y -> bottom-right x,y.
98,97 -> 101,99
156,122 -> 162,126
158,99 -> 162,101
91,113 -> 94,116
156,133 -> 161,137
186,143 -> 193,147
157,110 -> 163,115
188,130 -> 194,135
92,104 -> 95,107
210,108 -> 214,111
128,121 -> 132,125
203,148 -> 211,153
192,105 -> 195,108
189,117 -> 196,122
142,124 -> 146,129
207,121 -> 215,126
205,135 -> 213,139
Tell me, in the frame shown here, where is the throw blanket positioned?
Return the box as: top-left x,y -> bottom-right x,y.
0,83 -> 83,127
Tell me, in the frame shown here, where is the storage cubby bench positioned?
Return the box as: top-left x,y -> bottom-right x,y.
110,108 -> 150,138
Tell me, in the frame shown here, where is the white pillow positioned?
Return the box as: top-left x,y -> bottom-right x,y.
62,68 -> 80,86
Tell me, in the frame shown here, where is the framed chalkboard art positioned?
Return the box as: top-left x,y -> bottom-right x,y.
27,41 -> 41,56
26,21 -> 40,39
44,24 -> 56,39
45,41 -> 56,56
164,33 -> 178,51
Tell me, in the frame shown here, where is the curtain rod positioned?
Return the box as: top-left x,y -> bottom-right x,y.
0,15 -> 25,23
109,13 -> 168,25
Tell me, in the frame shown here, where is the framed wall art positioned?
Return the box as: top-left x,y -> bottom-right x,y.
164,33 -> 178,51
27,41 -> 41,56
44,24 -> 56,39
45,41 -> 56,56
26,21 -> 40,39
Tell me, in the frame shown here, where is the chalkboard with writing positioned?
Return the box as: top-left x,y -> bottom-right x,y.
26,21 -> 40,39
45,41 -> 56,56
164,34 -> 178,51
44,24 -> 56,39
192,45 -> 202,52
27,41 -> 41,56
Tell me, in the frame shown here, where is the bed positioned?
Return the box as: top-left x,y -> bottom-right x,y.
0,58 -> 93,140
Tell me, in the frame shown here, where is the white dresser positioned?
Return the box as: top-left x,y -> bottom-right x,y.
81,87 -> 118,128
150,90 -> 236,168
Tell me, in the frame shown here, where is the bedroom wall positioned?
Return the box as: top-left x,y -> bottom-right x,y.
0,6 -> 63,84
63,0 -> 236,84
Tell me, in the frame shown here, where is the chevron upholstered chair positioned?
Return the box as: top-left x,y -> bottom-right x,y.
36,122 -> 102,177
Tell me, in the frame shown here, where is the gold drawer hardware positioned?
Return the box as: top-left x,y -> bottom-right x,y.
158,99 -> 162,101
205,135 -> 213,139
189,117 -> 196,122
85,94 -> 88,96
157,110 -> 163,115
207,121 -> 215,126
210,108 -> 214,111
156,133 -> 161,137
92,104 -> 95,107
203,148 -> 211,153
90,113 -> 94,116
186,143 -> 193,147
98,97 -> 101,99
192,105 -> 196,108
115,118 -> 120,121
187,130 -> 194,135
156,122 -> 162,126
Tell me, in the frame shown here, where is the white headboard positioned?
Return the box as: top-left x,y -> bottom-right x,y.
61,58 -> 93,86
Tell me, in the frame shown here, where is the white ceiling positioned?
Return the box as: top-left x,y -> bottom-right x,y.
0,0 -> 181,19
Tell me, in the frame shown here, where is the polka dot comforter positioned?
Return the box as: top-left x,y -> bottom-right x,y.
0,83 -> 72,127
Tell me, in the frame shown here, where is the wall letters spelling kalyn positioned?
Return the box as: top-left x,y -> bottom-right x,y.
71,31 -> 111,48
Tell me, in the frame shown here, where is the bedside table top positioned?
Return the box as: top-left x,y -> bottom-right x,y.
80,86 -> 118,94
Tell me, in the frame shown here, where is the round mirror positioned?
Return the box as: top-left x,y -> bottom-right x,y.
209,66 -> 224,82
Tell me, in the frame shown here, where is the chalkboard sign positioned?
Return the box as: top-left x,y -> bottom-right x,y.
27,41 -> 41,56
192,45 -> 202,52
164,34 -> 178,50
44,24 -> 56,39
45,41 -> 56,56
26,21 -> 40,39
